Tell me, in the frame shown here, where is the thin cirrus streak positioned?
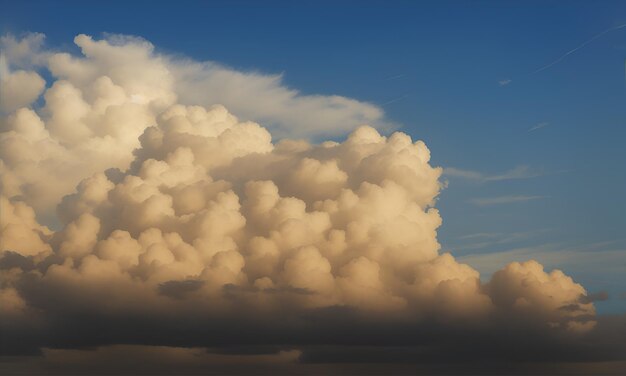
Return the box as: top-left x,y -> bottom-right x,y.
529,23 -> 626,75
443,165 -> 542,182
529,122 -> 549,132
499,23 -> 626,85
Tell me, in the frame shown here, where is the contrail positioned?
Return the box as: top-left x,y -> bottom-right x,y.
500,23 -> 626,85
530,23 -> 626,75
381,93 -> 410,106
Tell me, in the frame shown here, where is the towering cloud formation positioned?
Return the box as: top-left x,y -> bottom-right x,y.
0,33 -> 609,372
0,33 -> 389,222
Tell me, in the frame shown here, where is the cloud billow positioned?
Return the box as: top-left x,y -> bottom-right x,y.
0,33 -> 621,374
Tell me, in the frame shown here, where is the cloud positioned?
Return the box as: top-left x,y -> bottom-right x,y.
449,230 -> 549,252
498,79 -> 512,86
0,70 -> 46,112
0,33 -> 391,225
3,316 -> 626,375
485,165 -> 543,181
442,167 -> 485,180
0,33 -> 48,72
0,32 -> 620,374
0,345 -> 302,375
380,93 -> 410,106
459,243 -> 626,279
529,122 -> 549,132
469,195 -> 546,206
383,73 -> 406,81
443,165 -> 542,182
171,60 -> 392,139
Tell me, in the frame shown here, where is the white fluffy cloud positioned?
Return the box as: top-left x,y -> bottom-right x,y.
0,33 -> 598,353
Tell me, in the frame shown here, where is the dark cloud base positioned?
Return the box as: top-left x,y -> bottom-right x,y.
2,312 -> 625,375
2,351 -> 626,375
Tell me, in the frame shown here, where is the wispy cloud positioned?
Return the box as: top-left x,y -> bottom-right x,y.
468,195 -> 546,206
498,79 -> 512,86
485,166 -> 543,181
383,73 -> 406,81
443,165 -> 542,182
442,168 -> 483,180
459,242 -> 626,280
381,92 -> 410,106
529,122 -> 549,132
450,230 -> 551,252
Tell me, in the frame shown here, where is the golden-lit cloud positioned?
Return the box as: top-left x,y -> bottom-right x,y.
0,33 -> 610,371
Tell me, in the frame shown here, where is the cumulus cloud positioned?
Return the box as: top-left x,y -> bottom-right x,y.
0,32 -> 616,373
0,34 -> 47,112
0,33 -> 390,225
0,70 -> 46,112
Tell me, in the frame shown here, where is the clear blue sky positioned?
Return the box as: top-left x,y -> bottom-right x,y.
2,0 -> 625,313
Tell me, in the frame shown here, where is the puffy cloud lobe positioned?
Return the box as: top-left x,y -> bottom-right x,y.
0,196 -> 52,258
0,70 -> 46,112
1,34 -> 168,219
486,260 -> 596,332
0,33 -> 48,71
0,33 -> 388,222
0,33 -> 599,363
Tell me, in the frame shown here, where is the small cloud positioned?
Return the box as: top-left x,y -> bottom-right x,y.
459,242 -> 626,278
529,122 -> 549,132
383,73 -> 406,81
468,195 -> 546,206
443,165 -> 542,183
443,167 -> 484,180
457,233 -> 501,240
498,79 -> 512,86
450,230 -> 550,252
485,165 -> 542,181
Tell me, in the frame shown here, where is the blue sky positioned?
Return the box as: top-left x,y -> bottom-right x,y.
2,0 -> 625,313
